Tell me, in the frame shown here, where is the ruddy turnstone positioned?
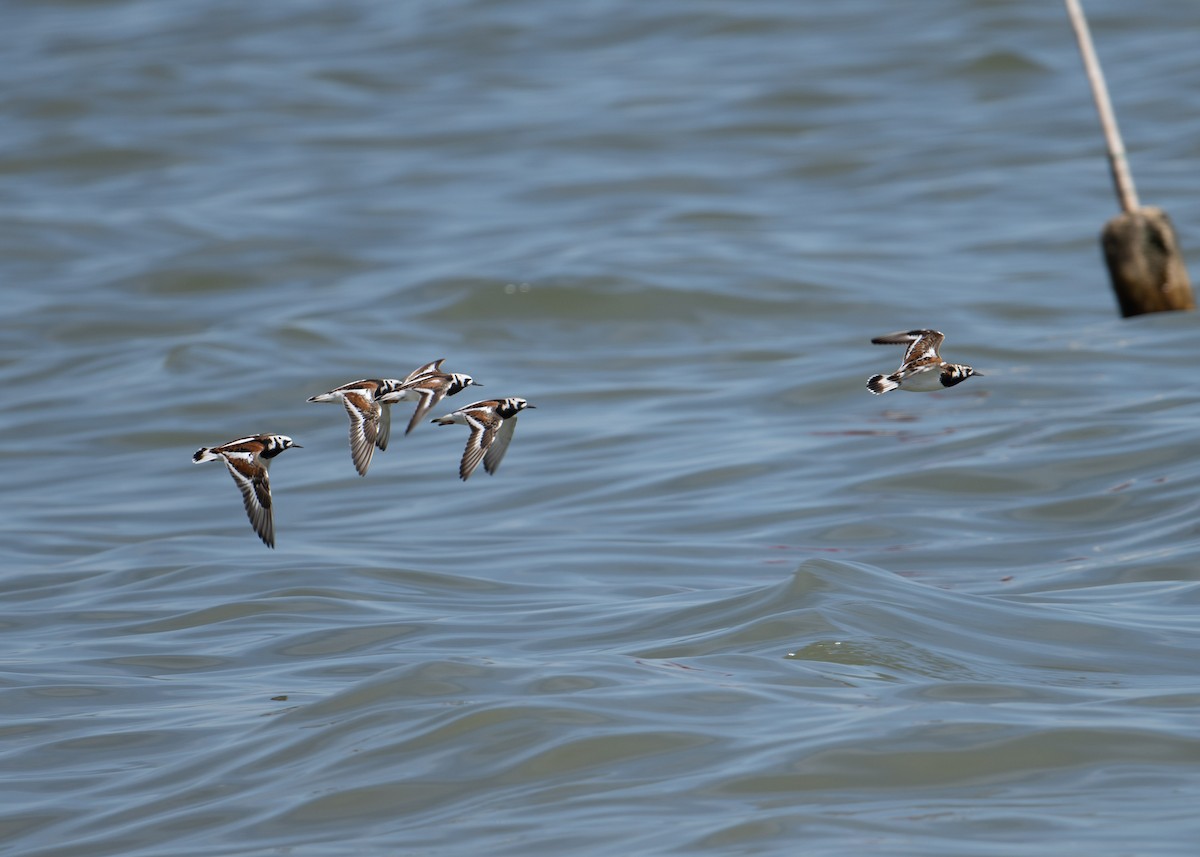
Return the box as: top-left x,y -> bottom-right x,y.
307,378 -> 404,476
432,397 -> 534,481
306,359 -> 442,476
377,358 -> 481,436
866,329 -> 980,394
192,434 -> 300,548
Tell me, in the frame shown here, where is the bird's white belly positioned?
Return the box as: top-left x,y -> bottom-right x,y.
899,367 -> 944,392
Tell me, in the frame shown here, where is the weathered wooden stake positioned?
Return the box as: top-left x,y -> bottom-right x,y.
1064,0 -> 1194,316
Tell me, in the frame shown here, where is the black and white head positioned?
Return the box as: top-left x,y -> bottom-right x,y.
373,378 -> 408,399
940,364 -> 980,388
261,435 -> 301,458
448,373 -> 481,395
496,397 -> 534,418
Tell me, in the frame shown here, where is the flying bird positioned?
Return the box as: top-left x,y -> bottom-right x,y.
432,397 -> 534,481
866,329 -> 980,394
192,434 -> 300,548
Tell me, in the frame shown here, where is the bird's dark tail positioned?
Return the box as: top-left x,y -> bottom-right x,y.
866,374 -> 899,395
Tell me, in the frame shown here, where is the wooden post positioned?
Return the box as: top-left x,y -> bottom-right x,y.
1101,207 -> 1194,316
1064,0 -> 1194,316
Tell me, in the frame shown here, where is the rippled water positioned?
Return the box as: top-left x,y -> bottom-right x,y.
4,0 -> 1200,854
